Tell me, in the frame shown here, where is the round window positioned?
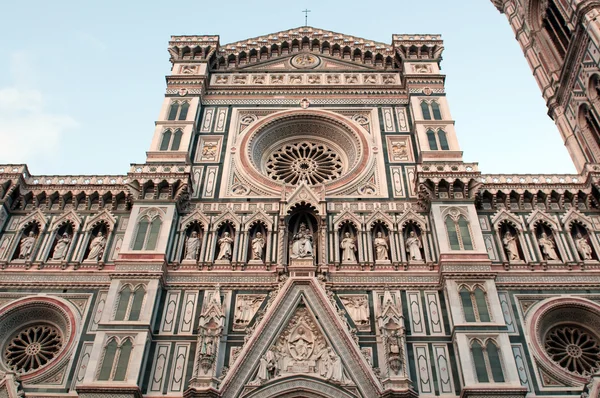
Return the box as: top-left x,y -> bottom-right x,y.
4,324 -> 63,373
544,325 -> 600,376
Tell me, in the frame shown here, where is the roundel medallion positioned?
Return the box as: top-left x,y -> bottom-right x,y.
291,54 -> 320,69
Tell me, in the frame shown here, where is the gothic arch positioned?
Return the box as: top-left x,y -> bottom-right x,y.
179,210 -> 210,232
333,210 -> 362,232
83,209 -> 116,233
243,376 -> 358,398
526,209 -> 561,231
491,209 -> 525,232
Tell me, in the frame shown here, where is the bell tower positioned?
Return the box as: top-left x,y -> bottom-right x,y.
491,0 -> 600,171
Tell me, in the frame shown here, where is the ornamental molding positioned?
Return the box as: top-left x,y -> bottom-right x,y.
212,208 -> 241,230
17,209 -> 48,231
244,209 -> 273,231
179,210 -> 210,231
333,210 -> 362,231
397,208 -> 428,231
561,208 -> 594,230
201,98 -> 408,105
49,210 -> 82,232
82,209 -> 116,233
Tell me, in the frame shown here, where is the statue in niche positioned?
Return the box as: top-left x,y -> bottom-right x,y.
86,232 -> 106,261
288,326 -> 313,360
575,232 -> 594,260
18,232 -> 36,260
253,350 -> 277,383
51,233 -> 71,261
326,351 -> 344,382
341,296 -> 369,325
290,223 -> 313,259
184,231 -> 201,260
405,231 -> 423,262
374,232 -> 389,261
216,231 -> 234,261
340,232 -> 357,262
502,231 -> 520,261
538,232 -> 559,261
251,232 -> 265,261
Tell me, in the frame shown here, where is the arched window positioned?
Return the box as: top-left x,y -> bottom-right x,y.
427,129 -> 438,150
159,130 -> 172,151
178,102 -> 189,120
132,213 -> 162,251
471,340 -> 489,383
445,213 -> 474,250
542,1 -> 571,60
115,284 -> 146,321
459,286 -> 491,322
421,101 -> 431,120
167,102 -> 180,120
438,130 -> 449,150
470,339 -> 505,383
171,129 -> 183,151
460,287 -> 476,322
431,101 -> 442,120
167,101 -> 190,121
97,338 -> 134,382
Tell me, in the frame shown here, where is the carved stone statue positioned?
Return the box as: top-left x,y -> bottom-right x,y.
216,232 -> 233,261
184,231 -> 201,260
502,231 -> 520,261
251,232 -> 265,260
405,231 -> 423,262
341,296 -> 370,326
18,232 -> 36,260
538,232 -> 559,261
235,295 -> 263,326
86,232 -> 106,261
340,232 -> 357,262
326,351 -> 344,382
374,232 -> 389,261
290,223 -> 313,259
253,350 -> 277,383
51,233 -> 71,261
576,232 -> 594,260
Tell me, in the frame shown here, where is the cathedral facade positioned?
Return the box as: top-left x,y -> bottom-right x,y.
0,3 -> 599,397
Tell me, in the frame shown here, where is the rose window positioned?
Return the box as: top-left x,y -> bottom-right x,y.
544,325 -> 600,375
4,325 -> 63,373
265,141 -> 343,185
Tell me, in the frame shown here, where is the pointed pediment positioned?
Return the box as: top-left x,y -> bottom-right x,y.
284,182 -> 325,215
491,209 -> 524,232
235,54 -> 376,72
83,209 -> 116,232
18,209 -> 48,230
179,209 -> 210,231
562,208 -> 594,231
218,278 -> 381,398
526,209 -> 560,231
333,210 -> 362,231
49,209 -> 82,231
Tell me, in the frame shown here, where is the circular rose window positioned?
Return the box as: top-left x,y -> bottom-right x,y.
5,324 -> 63,373
544,325 -> 600,375
265,141 -> 343,185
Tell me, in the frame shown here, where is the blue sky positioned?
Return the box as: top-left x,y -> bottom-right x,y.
0,0 -> 577,176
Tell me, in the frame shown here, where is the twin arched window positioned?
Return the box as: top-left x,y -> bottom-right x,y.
459,285 -> 490,322
115,284 -> 146,321
471,339 -> 505,383
421,101 -> 442,120
98,337 -> 133,381
132,214 -> 162,251
159,129 -> 183,151
426,129 -> 449,150
445,214 -> 473,250
541,1 -> 570,61
167,101 -> 190,121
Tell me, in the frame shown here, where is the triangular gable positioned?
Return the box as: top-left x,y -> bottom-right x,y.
179,209 -> 210,231
397,208 -> 427,232
561,208 -> 594,231
284,182 -> 325,215
526,209 -> 561,231
333,210 -> 362,231
18,209 -> 48,230
365,210 -> 393,229
49,209 -> 82,231
491,209 -> 524,232
82,209 -> 116,232
218,278 -> 381,398
244,208 -> 273,231
237,54 -> 376,72
212,207 -> 241,229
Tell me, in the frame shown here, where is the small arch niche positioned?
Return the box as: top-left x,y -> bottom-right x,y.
571,223 -> 598,261
215,223 -> 235,262
339,222 -> 358,264
182,222 -> 203,262
288,209 -> 318,263
49,223 -> 74,262
499,222 -> 525,262
372,222 -> 391,262
403,222 -> 425,263
12,223 -> 40,261
535,223 -> 561,262
85,222 -> 109,261
248,223 -> 267,263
